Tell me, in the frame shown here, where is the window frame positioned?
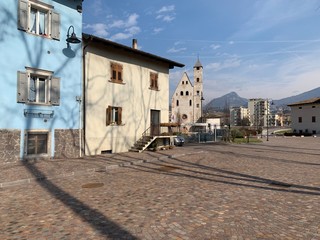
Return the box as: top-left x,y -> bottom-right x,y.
149,72 -> 159,91
18,0 -> 60,40
24,130 -> 50,158
110,62 -> 124,84
17,68 -> 60,106
106,106 -> 123,126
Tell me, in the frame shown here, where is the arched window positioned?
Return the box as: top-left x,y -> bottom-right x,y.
180,91 -> 183,96
186,91 -> 189,96
189,100 -> 192,106
176,100 -> 179,106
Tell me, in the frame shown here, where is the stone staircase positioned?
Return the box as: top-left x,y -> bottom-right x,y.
129,136 -> 157,153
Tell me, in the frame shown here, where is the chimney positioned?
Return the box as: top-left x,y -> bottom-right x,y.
132,39 -> 138,49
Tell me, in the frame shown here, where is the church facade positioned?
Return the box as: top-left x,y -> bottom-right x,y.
171,59 -> 204,130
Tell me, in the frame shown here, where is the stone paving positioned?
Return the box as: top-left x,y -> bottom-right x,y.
0,137 -> 320,239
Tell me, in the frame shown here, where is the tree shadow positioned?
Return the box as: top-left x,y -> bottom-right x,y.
22,161 -> 138,239
124,154 -> 320,196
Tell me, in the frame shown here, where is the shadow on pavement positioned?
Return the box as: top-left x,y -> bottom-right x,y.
22,161 -> 138,240
125,153 -> 320,196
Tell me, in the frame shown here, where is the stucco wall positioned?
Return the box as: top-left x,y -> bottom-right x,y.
84,44 -> 170,154
290,104 -> 320,134
0,0 -> 82,159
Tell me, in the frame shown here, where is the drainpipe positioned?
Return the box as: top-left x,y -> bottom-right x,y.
82,35 -> 93,157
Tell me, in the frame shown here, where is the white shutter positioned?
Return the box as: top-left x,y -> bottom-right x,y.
50,77 -> 60,105
18,0 -> 28,31
17,71 -> 28,103
51,11 -> 60,40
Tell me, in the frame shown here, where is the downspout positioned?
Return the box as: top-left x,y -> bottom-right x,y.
81,35 -> 93,157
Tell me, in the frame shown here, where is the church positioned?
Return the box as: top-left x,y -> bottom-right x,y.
171,59 -> 204,131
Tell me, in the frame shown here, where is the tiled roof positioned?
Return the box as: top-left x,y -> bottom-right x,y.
287,97 -> 320,106
82,33 -> 184,69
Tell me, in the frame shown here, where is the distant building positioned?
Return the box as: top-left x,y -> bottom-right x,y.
171,59 -> 204,131
230,106 -> 250,126
288,97 -> 320,135
248,98 -> 271,127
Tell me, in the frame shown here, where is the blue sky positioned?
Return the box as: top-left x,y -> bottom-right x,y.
83,0 -> 320,102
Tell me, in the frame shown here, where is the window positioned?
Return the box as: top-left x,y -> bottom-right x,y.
26,131 -> 49,155
186,91 -> 189,96
106,106 -> 122,125
18,0 -> 60,40
197,91 -> 200,96
298,117 -> 302,123
149,72 -> 158,90
189,100 -> 192,106
197,78 -> 200,82
110,62 -> 123,83
299,107 -> 302,109
196,104 -> 200,108
17,68 -> 60,105
312,106 -> 316,108
180,91 -> 183,96
176,100 -> 179,106
182,81 -> 184,84
312,116 -> 316,123
186,81 -> 188,85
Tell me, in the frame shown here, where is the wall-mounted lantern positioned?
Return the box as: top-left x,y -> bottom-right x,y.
66,25 -> 81,44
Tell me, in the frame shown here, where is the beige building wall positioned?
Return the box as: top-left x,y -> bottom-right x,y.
290,104 -> 320,134
84,44 -> 170,154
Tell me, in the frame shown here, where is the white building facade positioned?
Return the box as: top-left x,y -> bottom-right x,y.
171,59 -> 204,130
288,97 -> 320,135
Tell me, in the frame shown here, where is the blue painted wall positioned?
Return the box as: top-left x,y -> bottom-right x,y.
0,0 -> 83,158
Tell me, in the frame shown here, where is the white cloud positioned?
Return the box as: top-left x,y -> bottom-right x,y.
167,47 -> 187,53
153,28 -> 164,34
157,5 -> 175,14
206,57 -> 241,71
84,23 -> 109,37
156,5 -> 176,22
210,44 -> 221,50
85,13 -> 140,40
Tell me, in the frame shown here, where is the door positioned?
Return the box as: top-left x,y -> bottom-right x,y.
150,110 -> 160,136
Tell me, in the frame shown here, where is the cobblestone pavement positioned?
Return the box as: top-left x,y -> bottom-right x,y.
1,137 -> 320,239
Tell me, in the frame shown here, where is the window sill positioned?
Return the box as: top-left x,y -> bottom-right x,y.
109,80 -> 126,85
23,30 -> 54,40
26,102 -> 54,106
149,87 -> 160,91
107,123 -> 125,126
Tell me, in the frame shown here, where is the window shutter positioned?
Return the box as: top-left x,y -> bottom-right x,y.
17,71 -> 28,103
51,11 -> 60,40
117,107 -> 122,125
50,77 -> 60,105
18,0 -> 28,31
106,106 -> 111,125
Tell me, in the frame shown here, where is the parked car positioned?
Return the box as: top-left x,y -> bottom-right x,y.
174,136 -> 185,146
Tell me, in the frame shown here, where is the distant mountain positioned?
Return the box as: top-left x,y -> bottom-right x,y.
273,87 -> 320,107
205,87 -> 320,111
205,92 -> 248,110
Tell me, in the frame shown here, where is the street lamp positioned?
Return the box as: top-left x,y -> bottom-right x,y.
266,99 -> 273,141
201,92 -> 205,123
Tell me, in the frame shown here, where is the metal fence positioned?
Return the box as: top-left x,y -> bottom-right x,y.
180,129 -> 227,143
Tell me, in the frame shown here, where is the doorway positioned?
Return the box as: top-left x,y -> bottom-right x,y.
150,110 -> 160,136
